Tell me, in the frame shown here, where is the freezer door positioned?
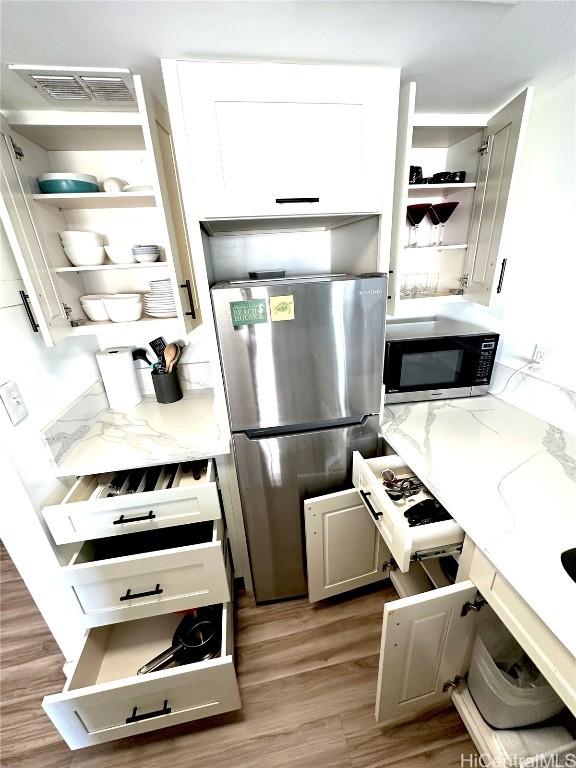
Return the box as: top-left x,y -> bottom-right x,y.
233,415 -> 380,602
212,275 -> 386,431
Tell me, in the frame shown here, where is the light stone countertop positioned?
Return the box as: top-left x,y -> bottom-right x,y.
380,395 -> 576,657
50,389 -> 230,477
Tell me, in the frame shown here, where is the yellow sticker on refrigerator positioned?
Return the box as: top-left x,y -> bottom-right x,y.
270,295 -> 295,321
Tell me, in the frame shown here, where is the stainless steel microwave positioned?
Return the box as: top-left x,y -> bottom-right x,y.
384,320 -> 500,404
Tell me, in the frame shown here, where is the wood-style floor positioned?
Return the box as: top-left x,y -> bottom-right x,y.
1,544 -> 476,767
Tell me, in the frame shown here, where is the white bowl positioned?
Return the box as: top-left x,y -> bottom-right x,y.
59,230 -> 103,246
104,293 -> 142,302
104,245 -> 136,264
63,246 -> 105,267
134,252 -> 159,263
102,298 -> 143,323
80,297 -> 110,322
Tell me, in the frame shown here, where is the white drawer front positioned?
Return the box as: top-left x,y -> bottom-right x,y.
352,452 -> 464,571
43,461 -> 220,544
62,522 -> 230,626
43,605 -> 240,749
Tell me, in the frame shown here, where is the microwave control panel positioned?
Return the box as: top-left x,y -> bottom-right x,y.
472,336 -> 499,384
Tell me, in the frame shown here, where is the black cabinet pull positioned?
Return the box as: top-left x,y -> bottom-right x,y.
120,584 -> 163,602
180,280 -> 196,319
113,510 -> 156,525
126,700 -> 171,724
19,290 -> 39,333
360,489 -> 382,522
275,197 -> 319,204
496,258 -> 507,294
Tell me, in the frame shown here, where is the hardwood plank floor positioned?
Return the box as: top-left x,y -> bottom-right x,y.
0,545 -> 476,767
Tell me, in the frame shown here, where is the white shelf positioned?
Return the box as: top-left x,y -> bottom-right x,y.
408,183 -> 476,196
399,291 -> 466,303
54,262 -> 169,273
70,316 -> 179,336
403,244 -> 468,251
32,192 -> 155,209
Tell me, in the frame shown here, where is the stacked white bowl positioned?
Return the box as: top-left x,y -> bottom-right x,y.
80,294 -> 112,322
59,231 -> 105,266
132,244 -> 160,263
102,294 -> 143,322
104,245 -> 136,264
144,279 -> 177,317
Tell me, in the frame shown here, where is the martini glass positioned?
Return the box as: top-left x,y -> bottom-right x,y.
406,204 -> 432,248
429,202 -> 459,246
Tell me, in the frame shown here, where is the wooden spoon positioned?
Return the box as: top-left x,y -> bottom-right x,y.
163,343 -> 178,373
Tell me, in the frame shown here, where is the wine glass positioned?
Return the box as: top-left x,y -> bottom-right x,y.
406,204 -> 432,248
429,202 -> 459,246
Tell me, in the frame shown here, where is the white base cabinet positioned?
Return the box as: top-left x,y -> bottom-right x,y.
43,603 -> 240,750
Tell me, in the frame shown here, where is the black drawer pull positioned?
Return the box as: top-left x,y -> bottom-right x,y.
496,258 -> 507,294
360,490 -> 382,521
180,279 -> 196,319
120,584 -> 163,602
113,510 -> 156,525
126,700 -> 171,724
275,197 -> 319,204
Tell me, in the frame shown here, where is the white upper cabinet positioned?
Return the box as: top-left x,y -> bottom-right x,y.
464,88 -> 533,306
0,70 -> 201,347
388,84 -> 532,315
165,61 -> 400,218
305,488 -> 390,603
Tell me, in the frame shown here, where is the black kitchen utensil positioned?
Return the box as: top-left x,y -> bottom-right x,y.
404,498 -> 451,527
132,348 -> 153,367
149,336 -> 167,366
448,171 -> 467,183
432,171 -> 451,184
137,608 -> 221,675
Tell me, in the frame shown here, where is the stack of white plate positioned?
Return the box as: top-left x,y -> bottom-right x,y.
144,279 -> 177,318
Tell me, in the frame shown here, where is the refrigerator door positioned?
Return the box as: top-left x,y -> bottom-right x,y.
233,415 -> 380,602
212,275 -> 387,431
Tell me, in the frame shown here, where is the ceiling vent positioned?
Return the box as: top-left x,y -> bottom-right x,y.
9,65 -> 136,109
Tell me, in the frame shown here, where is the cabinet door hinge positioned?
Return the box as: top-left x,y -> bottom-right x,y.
442,675 -> 465,692
477,137 -> 491,156
62,303 -> 72,320
461,594 -> 486,617
9,136 -> 24,161
460,274 -> 470,288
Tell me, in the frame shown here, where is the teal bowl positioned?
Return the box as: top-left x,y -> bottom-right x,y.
38,179 -> 100,194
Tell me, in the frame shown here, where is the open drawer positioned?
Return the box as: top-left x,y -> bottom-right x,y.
60,520 -> 231,626
43,461 -> 220,544
43,603 -> 240,749
352,451 -> 464,572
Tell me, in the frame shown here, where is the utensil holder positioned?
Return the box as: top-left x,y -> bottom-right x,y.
152,369 -> 183,404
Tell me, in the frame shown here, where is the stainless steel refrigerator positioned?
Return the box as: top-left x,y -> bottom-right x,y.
211,274 -> 387,602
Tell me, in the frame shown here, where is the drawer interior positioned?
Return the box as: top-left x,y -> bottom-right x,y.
391,554 -> 460,598
70,521 -> 216,565
66,604 -> 227,691
65,460 -> 214,505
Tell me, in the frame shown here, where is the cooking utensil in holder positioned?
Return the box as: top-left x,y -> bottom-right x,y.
152,369 -> 182,404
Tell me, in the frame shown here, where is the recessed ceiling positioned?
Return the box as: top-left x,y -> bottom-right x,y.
1,1 -> 575,113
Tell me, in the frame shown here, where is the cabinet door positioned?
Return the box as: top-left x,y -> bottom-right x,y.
387,81 -> 416,315
376,580 -> 478,726
464,88 -> 533,305
134,78 -> 201,334
173,61 -> 400,217
0,128 -> 67,347
305,488 -> 390,603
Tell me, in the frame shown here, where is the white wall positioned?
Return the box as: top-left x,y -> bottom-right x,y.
0,222 -> 100,659
441,73 -> 576,432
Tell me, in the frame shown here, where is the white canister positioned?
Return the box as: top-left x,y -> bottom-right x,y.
96,348 -> 143,410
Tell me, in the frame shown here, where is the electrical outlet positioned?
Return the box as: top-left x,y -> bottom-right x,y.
531,345 -> 546,367
0,380 -> 28,425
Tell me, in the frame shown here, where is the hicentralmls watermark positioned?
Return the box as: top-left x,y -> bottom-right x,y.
460,753 -> 576,767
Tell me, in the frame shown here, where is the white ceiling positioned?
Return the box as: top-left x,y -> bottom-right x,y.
1,0 -> 575,113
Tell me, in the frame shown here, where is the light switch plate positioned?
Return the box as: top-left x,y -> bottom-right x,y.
0,380 -> 28,425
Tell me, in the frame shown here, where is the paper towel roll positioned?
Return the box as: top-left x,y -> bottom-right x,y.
96,348 -> 143,410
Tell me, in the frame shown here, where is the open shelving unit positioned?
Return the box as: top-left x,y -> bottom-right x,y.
53,262 -> 169,273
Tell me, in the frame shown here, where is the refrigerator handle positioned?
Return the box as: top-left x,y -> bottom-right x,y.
243,415 -> 375,440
